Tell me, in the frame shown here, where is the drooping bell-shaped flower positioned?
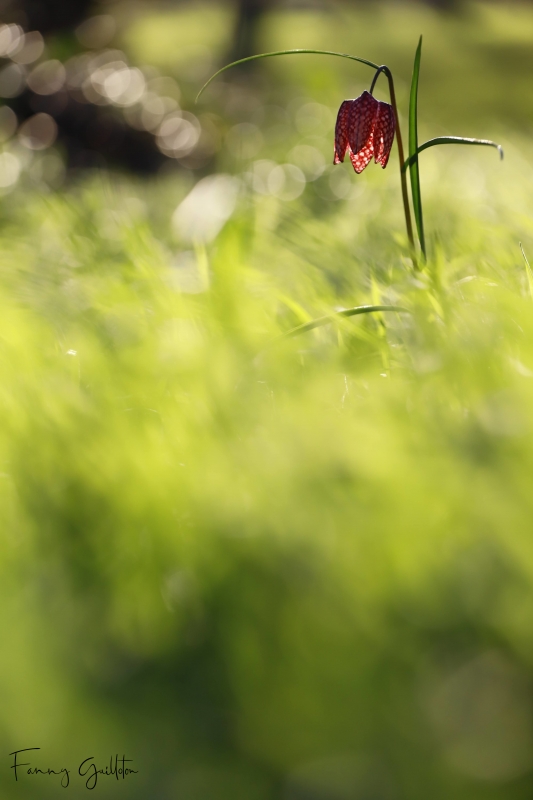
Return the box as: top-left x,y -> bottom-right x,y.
334,90 -> 395,174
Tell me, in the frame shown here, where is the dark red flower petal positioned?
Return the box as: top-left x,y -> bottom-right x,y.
334,91 -> 394,174
347,90 -> 378,157
373,101 -> 396,168
349,129 -> 375,174
334,100 -> 352,164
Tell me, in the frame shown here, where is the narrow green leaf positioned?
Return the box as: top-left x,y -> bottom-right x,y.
520,242 -> 533,299
408,36 -> 425,258
402,137 -> 504,172
272,305 -> 410,343
196,50 -> 379,103
276,292 -> 314,324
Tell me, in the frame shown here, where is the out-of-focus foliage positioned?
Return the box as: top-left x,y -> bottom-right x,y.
2,2 -> 533,799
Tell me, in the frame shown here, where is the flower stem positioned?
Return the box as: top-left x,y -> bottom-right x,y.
381,67 -> 416,263
369,66 -> 387,95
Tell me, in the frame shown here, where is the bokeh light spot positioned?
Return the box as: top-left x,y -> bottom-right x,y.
157,112 -> 200,159
172,174 -> 240,243
288,144 -> 326,180
0,106 -> 17,143
0,24 -> 24,58
295,102 -> 333,136
268,164 -> 306,201
18,113 -> 58,151
75,15 -> 117,50
0,152 -> 21,188
11,31 -> 44,65
226,122 -> 263,161
0,63 -> 26,98
27,60 -> 66,95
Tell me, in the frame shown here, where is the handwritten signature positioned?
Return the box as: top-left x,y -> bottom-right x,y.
10,748 -> 138,789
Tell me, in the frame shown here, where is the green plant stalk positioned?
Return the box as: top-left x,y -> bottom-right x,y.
197,50 -> 415,255
409,36 -> 425,259
381,66 -> 416,256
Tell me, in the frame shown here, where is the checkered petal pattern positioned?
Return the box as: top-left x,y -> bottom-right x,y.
333,100 -> 351,165
346,91 -> 378,158
333,90 -> 395,174
374,101 -> 396,168
349,128 -> 375,173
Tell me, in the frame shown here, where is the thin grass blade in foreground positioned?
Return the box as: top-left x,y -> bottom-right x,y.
402,137 -> 504,172
409,36 -> 425,259
271,304 -> 410,343
520,242 -> 533,298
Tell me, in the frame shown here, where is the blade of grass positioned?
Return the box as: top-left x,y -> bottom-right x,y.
520,242 -> 533,299
379,68 -> 416,257
402,137 -> 504,172
276,292 -> 314,324
409,36 -> 425,259
196,50 -> 379,103
272,305 -> 410,343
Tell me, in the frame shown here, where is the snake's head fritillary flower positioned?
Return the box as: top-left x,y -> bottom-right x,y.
334,90 -> 396,174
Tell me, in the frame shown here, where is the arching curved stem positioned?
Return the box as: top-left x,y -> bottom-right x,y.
369,65 -> 387,96
196,49 -> 380,102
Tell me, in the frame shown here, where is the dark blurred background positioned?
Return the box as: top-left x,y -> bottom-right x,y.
1,0 -> 532,184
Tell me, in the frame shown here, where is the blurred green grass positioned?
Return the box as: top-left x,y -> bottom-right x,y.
3,2 -> 533,799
